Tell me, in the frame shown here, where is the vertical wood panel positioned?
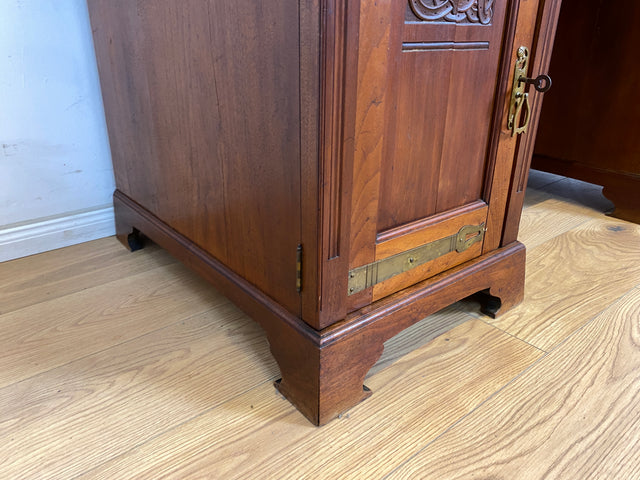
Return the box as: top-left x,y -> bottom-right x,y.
345,1 -> 525,305
89,0 -> 302,315
341,0 -> 399,312
300,0 -> 322,323
317,0 -> 362,326
378,2 -> 509,230
532,0 -> 640,224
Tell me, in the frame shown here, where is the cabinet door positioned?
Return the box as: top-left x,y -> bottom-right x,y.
345,0 -> 540,310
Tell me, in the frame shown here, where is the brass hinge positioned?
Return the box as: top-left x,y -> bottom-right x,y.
296,244 -> 303,293
347,223 -> 485,295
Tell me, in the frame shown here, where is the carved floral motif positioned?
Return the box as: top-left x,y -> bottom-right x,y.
409,0 -> 494,24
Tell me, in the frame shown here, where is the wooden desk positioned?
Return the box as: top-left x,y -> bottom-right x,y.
88,0 -> 560,425
533,0 -> 640,223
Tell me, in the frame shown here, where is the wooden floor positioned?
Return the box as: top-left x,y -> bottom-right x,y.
1,171 -> 639,479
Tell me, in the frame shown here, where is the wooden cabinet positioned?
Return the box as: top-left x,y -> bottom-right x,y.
88,0 -> 560,425
533,0 -> 640,224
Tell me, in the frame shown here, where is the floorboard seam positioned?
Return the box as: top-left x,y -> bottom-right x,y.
478,318 -> 547,353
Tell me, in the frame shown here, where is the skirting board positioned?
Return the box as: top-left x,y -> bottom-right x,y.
0,206 -> 115,262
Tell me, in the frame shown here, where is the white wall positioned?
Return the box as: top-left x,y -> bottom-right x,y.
0,0 -> 115,262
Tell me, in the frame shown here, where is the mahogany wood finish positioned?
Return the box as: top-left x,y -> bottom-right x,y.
89,0 -> 304,317
532,0 -> 640,224
89,0 -> 560,425
114,191 -> 524,425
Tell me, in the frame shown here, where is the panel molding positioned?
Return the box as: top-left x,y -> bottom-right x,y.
317,0 -> 362,326
402,40 -> 489,51
0,206 -> 115,262
321,0 -> 350,261
376,200 -> 487,243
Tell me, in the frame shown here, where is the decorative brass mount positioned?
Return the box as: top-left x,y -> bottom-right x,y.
507,46 -> 552,136
347,223 -> 486,295
508,46 -> 532,136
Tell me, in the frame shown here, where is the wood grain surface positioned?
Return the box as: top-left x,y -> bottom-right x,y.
388,287 -> 640,480
518,197 -> 605,250
488,217 -> 640,351
88,0 -> 303,316
0,260 -> 223,388
77,319 -> 541,480
1,173 -> 638,478
0,238 -> 175,315
0,309 -> 276,480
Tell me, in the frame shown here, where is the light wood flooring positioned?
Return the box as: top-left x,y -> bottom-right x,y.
1,171 -> 639,479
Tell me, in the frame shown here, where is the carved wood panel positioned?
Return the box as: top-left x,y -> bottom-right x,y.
408,0 -> 495,25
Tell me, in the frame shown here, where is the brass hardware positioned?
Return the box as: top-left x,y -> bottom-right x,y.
296,244 -> 303,293
507,46 -> 552,136
508,46 -> 531,136
347,223 -> 485,295
511,90 -> 531,137
520,73 -> 552,93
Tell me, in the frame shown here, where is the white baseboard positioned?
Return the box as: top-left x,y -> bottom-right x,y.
0,206 -> 116,262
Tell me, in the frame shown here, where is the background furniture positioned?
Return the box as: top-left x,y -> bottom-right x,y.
533,0 -> 640,224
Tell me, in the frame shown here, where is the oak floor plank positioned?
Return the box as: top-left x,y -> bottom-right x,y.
0,262 -> 226,388
78,318 -> 542,480
0,237 -> 176,315
518,197 -> 603,250
520,170 -> 561,209
387,287 -> 640,480
486,217 -> 640,351
522,186 -> 554,209
538,177 -> 615,214
369,304 -> 472,376
0,251 -> 481,480
526,169 -> 564,190
0,307 -> 278,480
